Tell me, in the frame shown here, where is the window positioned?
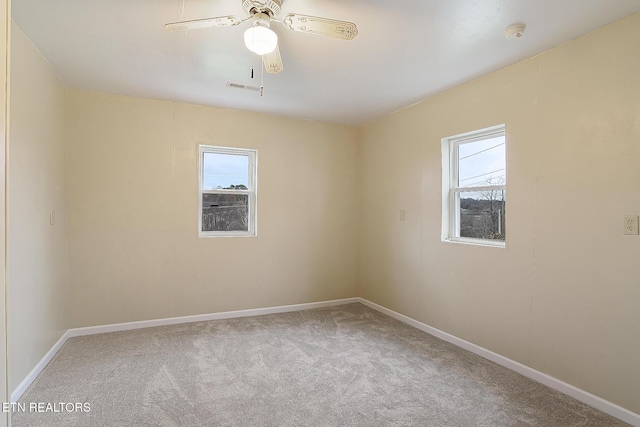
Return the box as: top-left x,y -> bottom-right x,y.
442,125 -> 506,247
199,145 -> 257,237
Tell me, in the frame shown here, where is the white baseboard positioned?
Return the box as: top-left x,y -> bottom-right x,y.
10,297 -> 360,402
66,297 -> 361,337
357,297 -> 640,427
10,330 -> 71,403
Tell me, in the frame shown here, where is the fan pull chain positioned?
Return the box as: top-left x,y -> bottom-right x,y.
260,60 -> 264,97
251,52 -> 255,79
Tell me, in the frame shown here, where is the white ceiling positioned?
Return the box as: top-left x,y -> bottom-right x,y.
12,0 -> 640,126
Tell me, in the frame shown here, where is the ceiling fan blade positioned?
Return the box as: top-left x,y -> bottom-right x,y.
263,45 -> 284,74
281,14 -> 358,40
164,16 -> 242,32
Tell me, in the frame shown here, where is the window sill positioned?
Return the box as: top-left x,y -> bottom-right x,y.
199,232 -> 257,238
443,238 -> 505,249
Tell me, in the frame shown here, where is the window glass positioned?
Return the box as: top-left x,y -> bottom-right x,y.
202,152 -> 249,190
458,136 -> 506,188
458,190 -> 506,241
201,193 -> 249,232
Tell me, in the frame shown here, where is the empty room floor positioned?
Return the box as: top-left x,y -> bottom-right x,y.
13,304 -> 627,426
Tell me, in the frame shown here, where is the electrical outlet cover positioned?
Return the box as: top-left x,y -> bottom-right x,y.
623,216 -> 639,235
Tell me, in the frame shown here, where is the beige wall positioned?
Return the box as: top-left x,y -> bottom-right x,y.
0,1 -> 8,425
8,23 -> 69,392
67,90 -> 359,327
358,12 -> 640,414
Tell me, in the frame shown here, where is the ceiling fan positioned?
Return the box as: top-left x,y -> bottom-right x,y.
164,0 -> 358,75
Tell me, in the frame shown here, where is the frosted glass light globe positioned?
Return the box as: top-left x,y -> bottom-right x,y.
244,26 -> 278,55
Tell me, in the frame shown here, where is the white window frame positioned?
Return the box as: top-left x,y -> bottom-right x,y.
198,145 -> 258,238
441,124 -> 506,248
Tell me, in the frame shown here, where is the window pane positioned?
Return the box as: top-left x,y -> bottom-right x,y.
202,193 -> 248,232
458,190 -> 506,241
458,135 -> 505,187
202,152 -> 249,190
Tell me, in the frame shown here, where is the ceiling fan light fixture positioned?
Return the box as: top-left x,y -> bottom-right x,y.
165,1 -> 358,75
244,25 -> 278,55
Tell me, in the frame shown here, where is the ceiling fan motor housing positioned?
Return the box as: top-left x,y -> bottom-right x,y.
251,13 -> 272,28
242,0 -> 282,17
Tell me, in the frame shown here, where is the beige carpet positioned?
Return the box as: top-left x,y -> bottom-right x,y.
13,303 -> 627,426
